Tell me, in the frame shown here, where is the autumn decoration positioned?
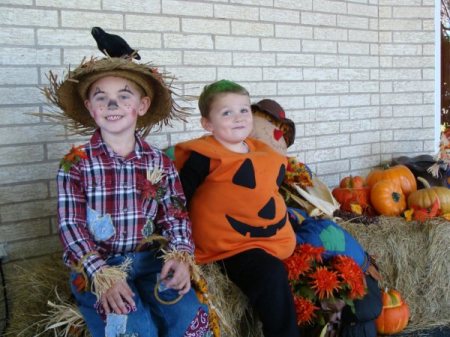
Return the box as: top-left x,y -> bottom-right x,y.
60,145 -> 88,173
284,244 -> 366,329
370,180 -> 406,216
375,288 -> 410,335
366,164 -> 417,197
332,176 -> 370,214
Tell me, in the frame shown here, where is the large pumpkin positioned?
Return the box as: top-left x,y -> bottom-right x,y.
367,164 -> 417,197
370,180 -> 406,216
408,177 -> 450,214
375,288 -> 410,335
339,175 -> 365,189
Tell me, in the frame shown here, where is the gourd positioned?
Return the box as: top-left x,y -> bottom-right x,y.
370,180 -> 406,216
408,177 -> 450,213
375,288 -> 410,335
339,175 -> 365,189
367,164 -> 417,197
332,186 -> 370,213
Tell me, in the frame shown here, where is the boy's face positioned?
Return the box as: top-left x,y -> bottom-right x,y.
201,93 -> 252,148
84,76 -> 150,137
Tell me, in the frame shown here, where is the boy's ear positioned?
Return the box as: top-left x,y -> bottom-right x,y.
201,117 -> 213,132
84,99 -> 95,119
138,96 -> 151,116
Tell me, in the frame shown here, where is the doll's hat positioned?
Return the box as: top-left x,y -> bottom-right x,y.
251,99 -> 296,147
43,57 -> 187,136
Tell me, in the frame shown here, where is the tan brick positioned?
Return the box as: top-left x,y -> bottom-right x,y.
36,0 -> 99,9
338,42 -> 370,55
379,69 -> 422,80
305,95 -> 339,109
340,144 -> 372,159
351,131 -> 380,144
379,117 -> 422,129
260,7 -> 300,23
381,141 -> 423,153
214,4 -> 259,20
182,18 -> 229,35
303,40 -> 337,53
393,80 -> 434,93
340,119 -> 375,132
219,67 -> 262,81
6,235 -> 60,261
392,56 -> 434,68
127,15 -> 180,32
165,66 -> 216,82
0,182 -> 48,205
380,93 -> 423,105
316,134 -> 349,148
0,145 -> 44,166
1,48 -> 59,66
0,162 -> 57,184
339,69 -> 370,80
232,52 -> 275,66
379,18 -> 422,31
348,3 -> 378,17
274,0 -> 312,10
393,32 -> 435,44
277,82 -> 315,95
350,106 -> 380,119
231,0 -> 273,5
232,21 -> 274,37
350,81 -> 379,93
244,82 -> 277,96
145,134 -> 170,149
3,0 -> 32,4
103,0 -> 160,13
304,121 -> 340,135
314,27 -> 348,41
263,67 -> 302,81
0,67 -> 39,85
0,199 -> 56,222
316,82 -> 348,94
337,15 -> 369,29
303,68 -> 337,81
0,8 -> 58,26
185,51 -> 232,65
61,11 -> 123,29
277,53 -> 314,67
0,124 -> 66,145
0,28 -> 35,45
350,56 -> 379,68
350,155 -> 382,170
349,30 -> 378,43
275,25 -> 312,39
261,38 -> 301,52
313,0 -> 346,14
395,129 -> 433,141
0,219 -> 50,242
0,107 -> 41,125
216,36 -> 259,51
164,33 -> 213,49
392,6 -> 434,19
0,87 -> 41,105
317,159 -> 350,175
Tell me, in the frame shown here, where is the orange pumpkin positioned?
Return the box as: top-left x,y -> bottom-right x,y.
367,164 -> 417,197
376,288 -> 410,335
408,177 -> 450,214
339,175 -> 365,189
332,186 -> 370,213
370,180 -> 406,216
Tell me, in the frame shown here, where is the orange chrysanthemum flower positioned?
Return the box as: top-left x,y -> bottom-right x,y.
61,145 -> 88,172
309,266 -> 341,300
293,296 -> 319,325
296,244 -> 324,264
284,254 -> 311,280
333,256 -> 366,299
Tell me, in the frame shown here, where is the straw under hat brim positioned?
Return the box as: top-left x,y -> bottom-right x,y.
46,57 -> 186,136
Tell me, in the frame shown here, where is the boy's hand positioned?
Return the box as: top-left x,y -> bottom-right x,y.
160,259 -> 191,295
100,279 -> 136,315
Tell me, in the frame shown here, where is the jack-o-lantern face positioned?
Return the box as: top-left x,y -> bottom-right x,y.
225,158 -> 287,237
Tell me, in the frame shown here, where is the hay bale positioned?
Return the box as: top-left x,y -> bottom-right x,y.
4,256 -> 259,337
339,216 -> 450,331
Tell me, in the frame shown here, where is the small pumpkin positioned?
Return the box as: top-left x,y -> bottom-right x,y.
367,164 -> 417,197
339,175 -> 365,189
332,186 -> 370,213
375,288 -> 410,335
408,177 -> 450,214
370,180 -> 406,216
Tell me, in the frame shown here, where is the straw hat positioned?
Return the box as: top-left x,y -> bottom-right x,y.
43,57 -> 187,136
251,99 -> 296,147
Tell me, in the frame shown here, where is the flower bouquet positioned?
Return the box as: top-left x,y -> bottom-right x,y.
284,244 -> 366,336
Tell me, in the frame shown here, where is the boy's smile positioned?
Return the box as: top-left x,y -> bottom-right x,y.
84,76 -> 150,139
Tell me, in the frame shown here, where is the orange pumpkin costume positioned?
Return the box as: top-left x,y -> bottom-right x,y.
175,135 -> 296,264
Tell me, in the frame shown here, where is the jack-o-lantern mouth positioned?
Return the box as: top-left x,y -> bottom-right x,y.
225,213 -> 287,237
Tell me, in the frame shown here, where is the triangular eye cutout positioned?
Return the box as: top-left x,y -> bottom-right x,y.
258,198 -> 276,219
232,158 -> 256,189
276,164 -> 286,187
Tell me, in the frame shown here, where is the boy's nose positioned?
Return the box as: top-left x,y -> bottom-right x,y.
108,99 -> 119,109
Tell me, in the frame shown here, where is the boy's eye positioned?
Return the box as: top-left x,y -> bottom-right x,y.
222,110 -> 232,116
94,96 -> 106,102
119,94 -> 130,100
241,108 -> 249,113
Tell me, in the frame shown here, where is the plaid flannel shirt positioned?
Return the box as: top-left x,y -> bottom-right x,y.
57,130 -> 194,278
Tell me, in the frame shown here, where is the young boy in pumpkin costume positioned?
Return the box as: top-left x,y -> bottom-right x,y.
175,80 -> 299,337
251,98 -> 383,337
49,56 -> 213,337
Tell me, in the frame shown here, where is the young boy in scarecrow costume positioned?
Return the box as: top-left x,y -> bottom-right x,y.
251,99 -> 383,337
47,56 -> 213,337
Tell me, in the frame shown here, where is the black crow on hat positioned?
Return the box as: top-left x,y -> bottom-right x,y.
91,27 -> 141,60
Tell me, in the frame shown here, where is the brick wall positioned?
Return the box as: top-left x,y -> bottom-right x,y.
0,0 -> 436,287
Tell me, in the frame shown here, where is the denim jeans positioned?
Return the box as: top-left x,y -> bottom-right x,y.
70,250 -> 208,337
